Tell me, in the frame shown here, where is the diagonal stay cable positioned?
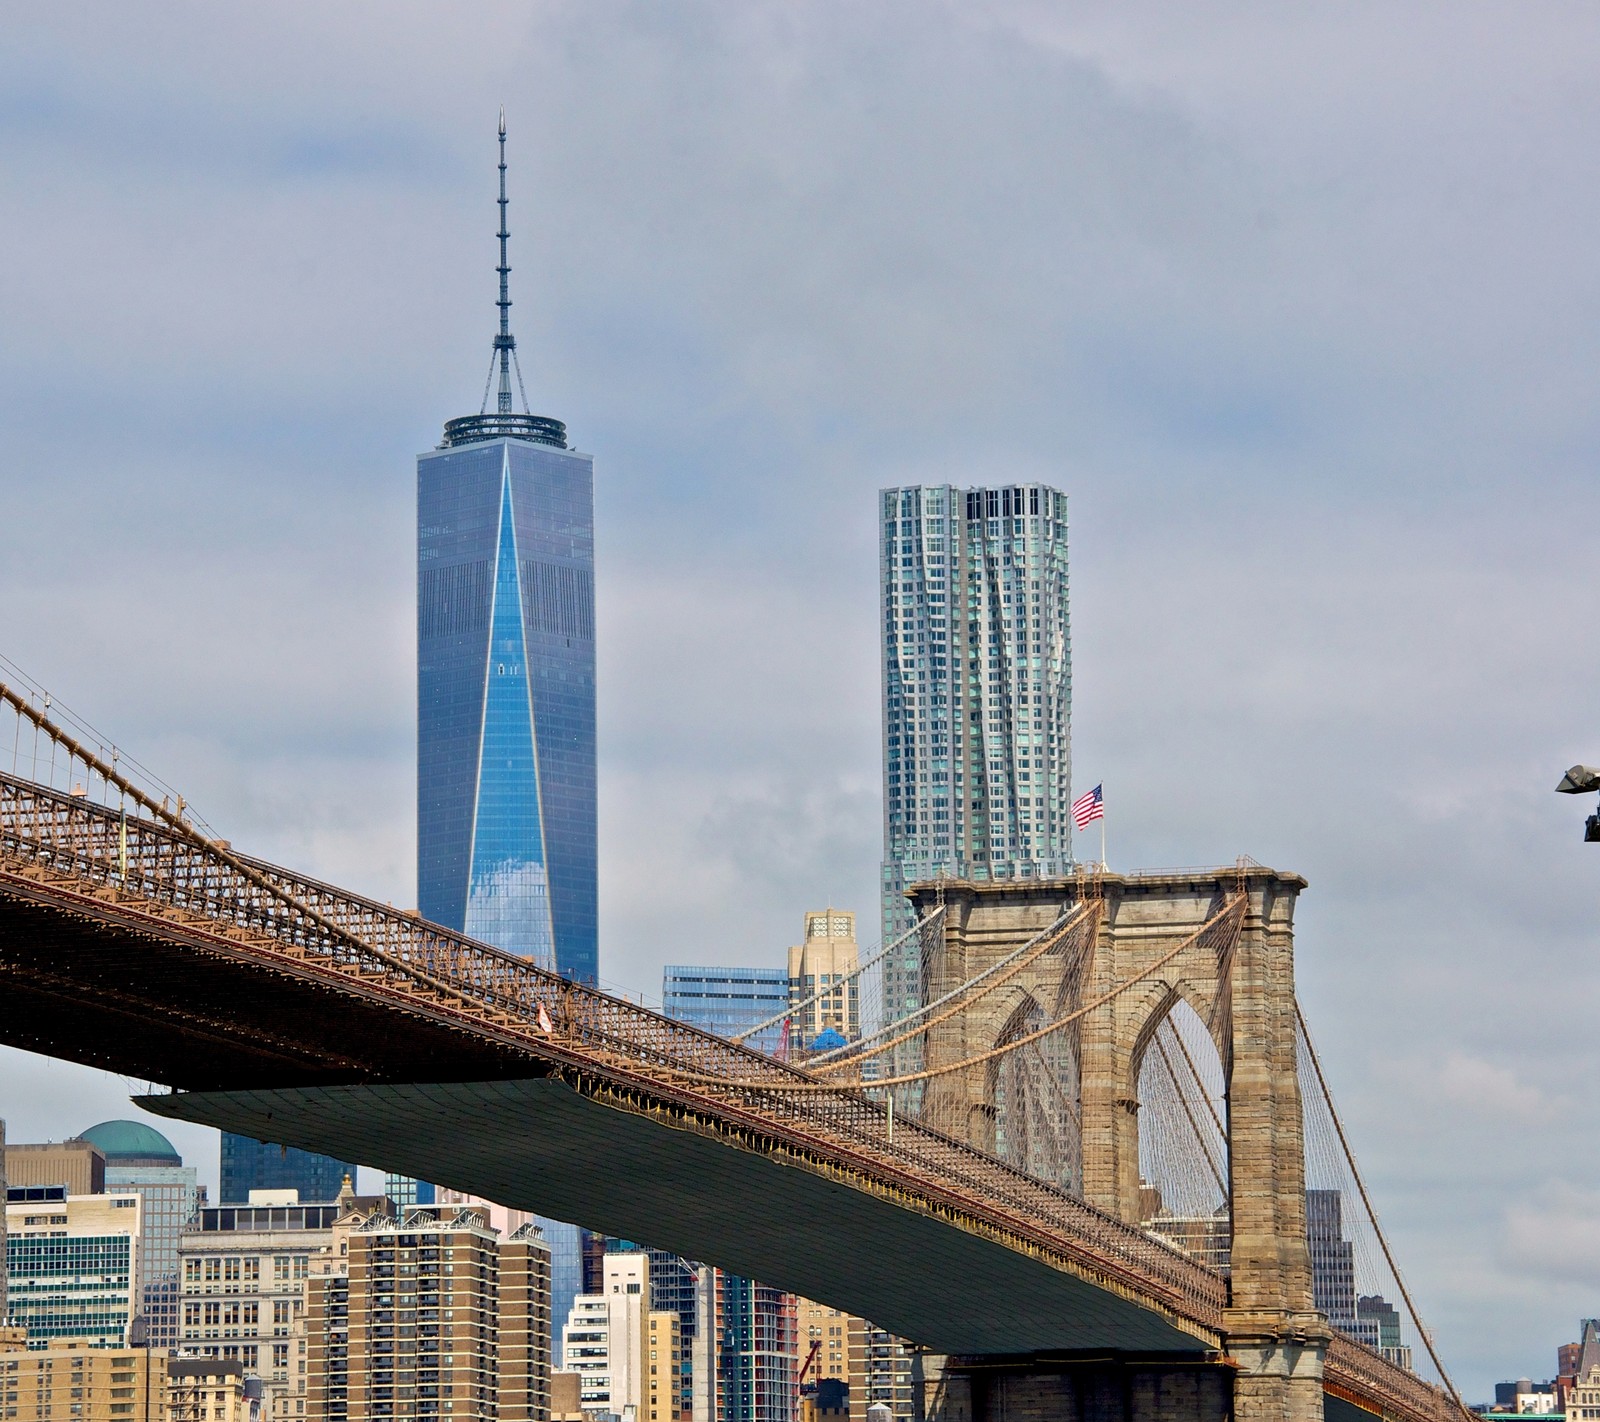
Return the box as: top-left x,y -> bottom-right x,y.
730,907 -> 945,1046
1153,1028 -> 1226,1198
672,895 -> 1244,1093
808,902 -> 1095,1075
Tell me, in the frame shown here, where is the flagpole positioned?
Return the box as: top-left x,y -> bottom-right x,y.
1100,798 -> 1107,870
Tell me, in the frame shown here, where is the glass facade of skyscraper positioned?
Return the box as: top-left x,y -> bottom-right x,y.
219,1136 -> 355,1205
5,1192 -> 141,1347
662,967 -> 790,1056
417,433 -> 597,982
879,484 -> 1072,1017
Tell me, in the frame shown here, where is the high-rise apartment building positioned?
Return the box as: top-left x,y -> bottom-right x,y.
648,1310 -> 683,1422
417,117 -> 596,983
582,1238 -> 699,1419
844,1323 -> 913,1422
662,968 -> 789,1056
792,1300 -> 914,1422
4,1190 -> 142,1347
80,1121 -> 201,1354
560,1252 -> 650,1417
701,1273 -> 795,1422
219,1137 -> 355,1209
786,911 -> 859,1047
878,483 -> 1072,1018
304,1204 -> 551,1422
432,1190 -> 580,1370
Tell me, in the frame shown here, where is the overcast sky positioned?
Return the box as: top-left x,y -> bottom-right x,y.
2,1 -> 1597,1396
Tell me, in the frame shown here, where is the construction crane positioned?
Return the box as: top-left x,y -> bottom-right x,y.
795,1339 -> 823,1413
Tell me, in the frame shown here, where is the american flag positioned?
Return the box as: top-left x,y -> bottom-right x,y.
1071,784 -> 1104,830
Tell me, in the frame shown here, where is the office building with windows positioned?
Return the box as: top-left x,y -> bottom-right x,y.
0,1335 -> 168,1422
177,1191 -> 364,1422
220,1136 -> 355,1209
413,110 -> 592,1363
663,967 -> 790,1056
560,1252 -> 649,1417
878,483 -> 1072,1018
786,911 -> 859,1047
417,116 -> 596,983
4,1190 -> 142,1348
4,1138 -> 105,1197
80,1120 -> 201,1353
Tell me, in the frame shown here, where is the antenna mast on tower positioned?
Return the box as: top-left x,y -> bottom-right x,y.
494,106 -> 516,415
443,110 -> 566,450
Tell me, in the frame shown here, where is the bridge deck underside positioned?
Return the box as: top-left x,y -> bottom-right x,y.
143,1077 -> 1205,1357
0,874 -> 1208,1356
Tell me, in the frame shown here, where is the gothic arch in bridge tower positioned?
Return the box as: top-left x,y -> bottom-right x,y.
1131,993 -> 1231,1245
911,868 -> 1330,1422
980,987 -> 1082,1194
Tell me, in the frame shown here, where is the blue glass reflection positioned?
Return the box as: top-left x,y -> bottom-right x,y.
463,474 -> 555,967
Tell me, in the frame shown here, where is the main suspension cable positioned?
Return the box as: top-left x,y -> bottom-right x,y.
809,902 -> 1094,1076
1295,1001 -> 1471,1420
673,895 -> 1243,1093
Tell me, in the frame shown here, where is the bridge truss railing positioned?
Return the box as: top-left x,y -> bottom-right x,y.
0,769 -> 1228,1331
0,770 -> 1468,1421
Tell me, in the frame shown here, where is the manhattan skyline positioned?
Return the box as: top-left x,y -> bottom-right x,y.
1,5 -> 1597,1398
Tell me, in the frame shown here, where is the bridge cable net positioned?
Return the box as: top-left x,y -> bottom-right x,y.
670,895 -> 1243,1096
728,906 -> 948,1050
0,765 -> 1248,1332
1137,1003 -> 1231,1268
1296,1001 -> 1470,1417
0,678 -> 1459,1416
0,675 -> 527,1017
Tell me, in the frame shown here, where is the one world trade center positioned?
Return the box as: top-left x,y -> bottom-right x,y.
417,113 -> 597,985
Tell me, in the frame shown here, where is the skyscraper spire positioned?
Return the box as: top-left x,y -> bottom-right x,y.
442,109 -> 567,450
494,106 -> 515,415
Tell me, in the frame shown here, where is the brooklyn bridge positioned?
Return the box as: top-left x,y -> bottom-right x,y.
0,683 -> 1465,1422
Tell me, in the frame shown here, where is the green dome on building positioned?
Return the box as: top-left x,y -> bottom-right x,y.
79,1119 -> 181,1165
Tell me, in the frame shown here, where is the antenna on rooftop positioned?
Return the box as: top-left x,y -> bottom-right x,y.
481,107 -> 531,419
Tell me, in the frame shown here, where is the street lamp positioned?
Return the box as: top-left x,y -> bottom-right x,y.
1555,765 -> 1600,842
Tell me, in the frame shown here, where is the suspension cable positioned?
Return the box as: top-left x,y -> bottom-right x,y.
675,895 -> 1243,1093
730,907 -> 946,1045
806,901 -> 1081,1066
809,902 -> 1093,1075
1294,1001 -> 1471,1420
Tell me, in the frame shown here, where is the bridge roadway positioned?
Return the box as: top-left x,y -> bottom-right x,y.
0,772 -> 1450,1422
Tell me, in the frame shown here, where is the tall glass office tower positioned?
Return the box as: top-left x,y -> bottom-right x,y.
417,113 -> 597,983
879,483 -> 1072,1019
414,111 -> 595,1303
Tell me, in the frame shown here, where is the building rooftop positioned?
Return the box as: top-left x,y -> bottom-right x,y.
79,1119 -> 180,1164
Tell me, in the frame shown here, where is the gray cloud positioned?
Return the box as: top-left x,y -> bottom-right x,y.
2,0 -> 1598,1397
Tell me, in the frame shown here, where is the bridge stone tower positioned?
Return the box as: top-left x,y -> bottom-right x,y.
909,867 -> 1329,1422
